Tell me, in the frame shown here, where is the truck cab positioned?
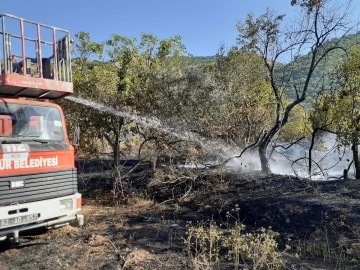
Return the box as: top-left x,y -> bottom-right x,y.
0,14 -> 83,242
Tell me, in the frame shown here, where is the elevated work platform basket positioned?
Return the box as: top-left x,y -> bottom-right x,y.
0,14 -> 73,99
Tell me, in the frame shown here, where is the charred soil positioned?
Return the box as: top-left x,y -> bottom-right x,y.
1,160 -> 360,269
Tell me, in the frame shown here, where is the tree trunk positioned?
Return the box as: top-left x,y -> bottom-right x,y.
308,128 -> 318,178
259,139 -> 271,174
112,126 -> 121,194
258,123 -> 281,174
112,117 -> 124,198
113,132 -> 120,174
352,141 -> 360,179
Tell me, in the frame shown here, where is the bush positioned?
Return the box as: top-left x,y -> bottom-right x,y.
184,218 -> 285,270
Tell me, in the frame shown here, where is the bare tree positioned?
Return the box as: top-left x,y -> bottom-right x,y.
236,0 -> 356,173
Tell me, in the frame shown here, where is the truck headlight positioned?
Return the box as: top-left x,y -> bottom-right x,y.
60,199 -> 73,211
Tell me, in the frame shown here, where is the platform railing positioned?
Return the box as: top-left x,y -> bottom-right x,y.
0,13 -> 72,83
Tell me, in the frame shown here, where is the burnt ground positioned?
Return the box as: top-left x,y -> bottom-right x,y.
1,159 -> 360,269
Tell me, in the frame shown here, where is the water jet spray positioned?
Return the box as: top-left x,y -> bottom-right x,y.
65,96 -> 236,155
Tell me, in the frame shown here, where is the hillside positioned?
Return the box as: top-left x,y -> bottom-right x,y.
190,55 -> 216,66
190,32 -> 360,99
276,32 -> 360,99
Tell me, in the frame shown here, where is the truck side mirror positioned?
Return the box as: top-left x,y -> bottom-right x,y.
66,115 -> 80,146
73,124 -> 80,146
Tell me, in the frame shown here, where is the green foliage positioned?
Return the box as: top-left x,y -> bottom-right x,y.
308,45 -> 360,177
279,104 -> 311,141
310,45 -> 360,144
309,94 -> 336,130
67,32 -> 275,156
330,45 -> 360,144
62,28 -> 318,160
208,48 -> 276,146
60,31 -> 193,159
236,10 -> 285,53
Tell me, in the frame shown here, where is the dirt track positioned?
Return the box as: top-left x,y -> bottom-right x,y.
1,165 -> 360,269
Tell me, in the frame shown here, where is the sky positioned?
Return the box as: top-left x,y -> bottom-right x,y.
1,0 -> 360,58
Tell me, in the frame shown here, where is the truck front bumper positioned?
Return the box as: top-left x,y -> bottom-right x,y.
0,193 -> 83,242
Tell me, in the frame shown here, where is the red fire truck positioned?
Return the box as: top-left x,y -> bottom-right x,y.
0,14 -> 83,242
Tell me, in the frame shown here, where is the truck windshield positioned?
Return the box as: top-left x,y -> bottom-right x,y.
0,102 -> 65,142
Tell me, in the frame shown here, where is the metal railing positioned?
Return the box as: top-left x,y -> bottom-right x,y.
0,13 -> 72,83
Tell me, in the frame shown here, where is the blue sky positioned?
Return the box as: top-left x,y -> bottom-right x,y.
1,0 -> 360,57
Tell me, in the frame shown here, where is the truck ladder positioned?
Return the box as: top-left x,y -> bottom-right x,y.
0,14 -> 73,99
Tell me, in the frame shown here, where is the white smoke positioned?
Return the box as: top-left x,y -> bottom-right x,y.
220,133 -> 354,180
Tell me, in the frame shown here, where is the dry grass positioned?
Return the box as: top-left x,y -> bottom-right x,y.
291,221 -> 360,268
39,225 -> 81,240
82,197 -> 166,220
122,249 -> 154,269
3,248 -> 21,257
184,219 -> 286,270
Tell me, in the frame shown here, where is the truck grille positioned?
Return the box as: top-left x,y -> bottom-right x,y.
0,169 -> 78,206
